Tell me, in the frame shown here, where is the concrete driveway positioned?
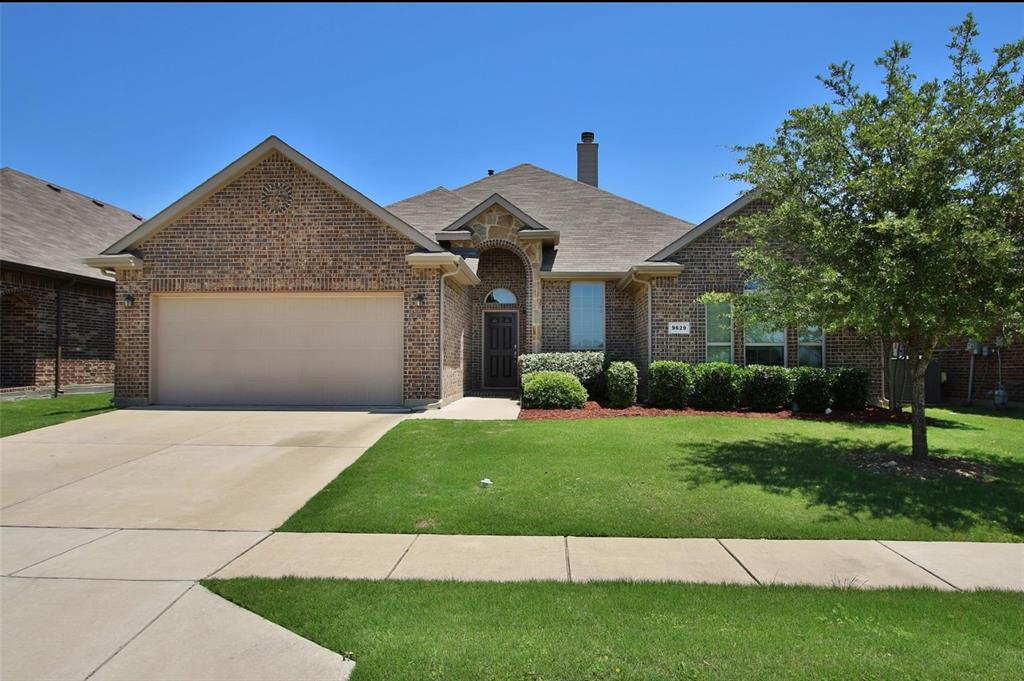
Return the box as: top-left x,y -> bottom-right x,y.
1,407 -> 405,529
1,407 -> 405,681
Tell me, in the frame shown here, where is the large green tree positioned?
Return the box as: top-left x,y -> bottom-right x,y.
728,15 -> 1023,458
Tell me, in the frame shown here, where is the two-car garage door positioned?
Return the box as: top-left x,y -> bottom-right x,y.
152,293 -> 404,406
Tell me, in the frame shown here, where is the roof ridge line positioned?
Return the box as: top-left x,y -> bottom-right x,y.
453,162 -> 694,227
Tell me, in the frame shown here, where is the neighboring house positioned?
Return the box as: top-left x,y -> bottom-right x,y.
1,168 -> 143,392
83,134 -> 1016,408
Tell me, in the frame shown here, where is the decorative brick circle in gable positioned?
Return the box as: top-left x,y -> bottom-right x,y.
260,181 -> 293,214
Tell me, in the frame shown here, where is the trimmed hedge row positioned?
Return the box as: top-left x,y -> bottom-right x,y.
647,363 -> 869,413
519,352 -> 604,399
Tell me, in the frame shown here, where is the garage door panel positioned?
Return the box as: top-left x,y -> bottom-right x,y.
153,294 -> 404,406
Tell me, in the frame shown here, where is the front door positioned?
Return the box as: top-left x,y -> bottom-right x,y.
483,311 -> 518,388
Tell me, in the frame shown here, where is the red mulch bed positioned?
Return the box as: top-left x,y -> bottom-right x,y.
520,401 -> 916,424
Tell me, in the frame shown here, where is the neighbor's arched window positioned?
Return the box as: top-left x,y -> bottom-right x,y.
485,288 -> 517,304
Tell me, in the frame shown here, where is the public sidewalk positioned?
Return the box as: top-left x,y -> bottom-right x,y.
214,532 -> 1023,591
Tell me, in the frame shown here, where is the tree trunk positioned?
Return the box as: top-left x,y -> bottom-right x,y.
909,358 -> 929,460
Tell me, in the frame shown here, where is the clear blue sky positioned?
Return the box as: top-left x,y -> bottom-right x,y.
2,3 -> 1021,223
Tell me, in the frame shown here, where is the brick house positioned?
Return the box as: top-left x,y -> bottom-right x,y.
85,135 -> 1018,407
1,168 -> 143,392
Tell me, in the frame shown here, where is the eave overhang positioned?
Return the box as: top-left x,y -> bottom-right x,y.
405,252 -> 481,286
81,254 -> 144,276
616,262 -> 683,290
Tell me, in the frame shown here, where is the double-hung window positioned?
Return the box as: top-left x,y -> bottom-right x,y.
742,280 -> 785,366
798,326 -> 825,367
569,282 -> 605,350
705,301 -> 733,362
744,322 -> 786,366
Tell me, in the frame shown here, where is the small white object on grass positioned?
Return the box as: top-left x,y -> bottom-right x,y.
480,478 -> 493,488
825,407 -> 833,415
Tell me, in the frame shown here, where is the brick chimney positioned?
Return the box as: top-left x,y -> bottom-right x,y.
577,131 -> 598,187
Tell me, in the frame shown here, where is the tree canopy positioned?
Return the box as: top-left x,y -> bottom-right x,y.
726,15 -> 1023,457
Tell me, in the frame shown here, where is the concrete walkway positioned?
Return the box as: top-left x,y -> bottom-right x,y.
0,526 -> 354,681
411,396 -> 521,420
211,532 -> 1022,590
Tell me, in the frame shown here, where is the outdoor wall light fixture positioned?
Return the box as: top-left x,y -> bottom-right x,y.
123,293 -> 135,307
414,293 -> 425,307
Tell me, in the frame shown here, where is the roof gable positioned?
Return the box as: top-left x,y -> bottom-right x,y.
445,193 -> 550,232
104,136 -> 442,254
648,189 -> 762,261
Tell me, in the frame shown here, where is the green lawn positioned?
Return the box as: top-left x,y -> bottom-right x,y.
0,392 -> 115,438
280,408 -> 1024,541
206,578 -> 1024,681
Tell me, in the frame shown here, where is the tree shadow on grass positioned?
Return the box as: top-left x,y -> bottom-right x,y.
673,434 -> 1024,537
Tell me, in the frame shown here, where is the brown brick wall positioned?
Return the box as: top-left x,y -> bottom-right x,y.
1,266 -> 114,388
442,275 -> 471,401
655,203 -> 884,399
113,150 -> 442,406
541,280 -> 569,351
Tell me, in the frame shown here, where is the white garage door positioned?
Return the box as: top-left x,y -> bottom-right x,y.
152,293 -> 404,406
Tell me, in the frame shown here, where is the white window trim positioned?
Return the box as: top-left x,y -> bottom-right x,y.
569,281 -> 606,351
705,300 -> 734,363
797,328 -> 827,368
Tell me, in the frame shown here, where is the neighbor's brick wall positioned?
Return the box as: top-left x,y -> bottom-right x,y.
442,276 -> 471,401
655,201 -> 884,400
934,337 -> 1024,403
468,247 -> 529,391
1,266 -> 114,388
113,150 -> 442,405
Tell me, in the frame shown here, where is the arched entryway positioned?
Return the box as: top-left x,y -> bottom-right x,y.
471,244 -> 532,390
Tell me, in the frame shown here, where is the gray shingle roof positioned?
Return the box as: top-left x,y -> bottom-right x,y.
388,164 -> 695,272
1,168 -> 143,281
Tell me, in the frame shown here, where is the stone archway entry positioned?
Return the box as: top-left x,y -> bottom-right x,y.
483,310 -> 518,388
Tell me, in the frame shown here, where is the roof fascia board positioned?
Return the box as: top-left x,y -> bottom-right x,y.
103,136 -> 442,255
538,271 -> 624,281
648,189 -> 763,261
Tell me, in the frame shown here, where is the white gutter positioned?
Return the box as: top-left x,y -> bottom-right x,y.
81,254 -> 143,271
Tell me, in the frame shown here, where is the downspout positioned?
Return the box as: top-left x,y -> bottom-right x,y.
53,277 -> 73,398
438,268 -> 458,407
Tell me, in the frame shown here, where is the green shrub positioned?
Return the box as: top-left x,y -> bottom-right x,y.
519,352 -> 604,398
648,361 -> 694,408
606,361 -> 638,408
790,367 -> 832,412
830,367 -> 869,411
692,362 -> 741,410
738,365 -> 792,411
521,371 -> 588,409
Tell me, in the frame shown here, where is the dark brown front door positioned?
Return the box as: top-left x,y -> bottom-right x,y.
483,311 -> 518,388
